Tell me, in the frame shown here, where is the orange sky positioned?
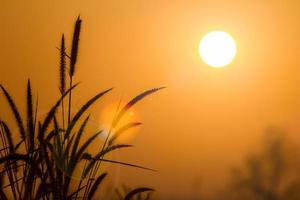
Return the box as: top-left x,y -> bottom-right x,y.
1,0 -> 300,198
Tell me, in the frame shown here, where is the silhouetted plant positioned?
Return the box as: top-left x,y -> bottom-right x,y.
0,16 -> 163,200
226,128 -> 300,200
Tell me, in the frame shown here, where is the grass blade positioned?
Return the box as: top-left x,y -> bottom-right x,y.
63,130 -> 102,195
87,173 -> 107,200
112,87 -> 165,128
75,130 -> 103,163
64,88 -> 112,142
67,184 -> 87,199
27,79 -> 35,152
83,144 -> 133,177
0,85 -> 26,142
109,122 -> 142,145
0,121 -> 14,153
70,115 -> 90,163
124,187 -> 154,200
39,82 -> 79,138
95,158 -> 156,172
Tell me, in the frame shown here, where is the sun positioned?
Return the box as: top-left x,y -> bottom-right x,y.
199,31 -> 237,68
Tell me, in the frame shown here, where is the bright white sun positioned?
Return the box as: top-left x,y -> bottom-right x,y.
199,31 -> 237,68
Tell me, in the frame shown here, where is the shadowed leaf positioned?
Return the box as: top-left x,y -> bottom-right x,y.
67,184 -> 87,200
124,187 -> 154,200
112,87 -> 165,128
64,130 -> 103,194
34,182 -> 52,200
27,79 -> 35,152
87,173 -> 108,200
70,115 -> 90,163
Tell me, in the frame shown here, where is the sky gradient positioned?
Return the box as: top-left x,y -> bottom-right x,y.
1,1 -> 300,199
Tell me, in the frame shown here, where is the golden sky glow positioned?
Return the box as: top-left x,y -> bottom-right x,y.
1,1 -> 300,199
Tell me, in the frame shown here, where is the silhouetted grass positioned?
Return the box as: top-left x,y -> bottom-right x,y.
0,16 -> 162,200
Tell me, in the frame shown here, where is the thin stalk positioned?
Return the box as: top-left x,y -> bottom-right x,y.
33,96 -> 38,133
68,77 -> 73,125
83,99 -> 122,199
0,125 -> 7,156
61,97 -> 66,168
0,123 -> 21,199
66,77 -> 73,171
61,99 -> 65,130
1,177 -> 24,189
74,159 -> 88,200
0,134 -> 18,199
92,98 -> 123,177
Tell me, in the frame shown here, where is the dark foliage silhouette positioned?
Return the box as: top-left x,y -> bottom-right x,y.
0,16 -> 161,200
